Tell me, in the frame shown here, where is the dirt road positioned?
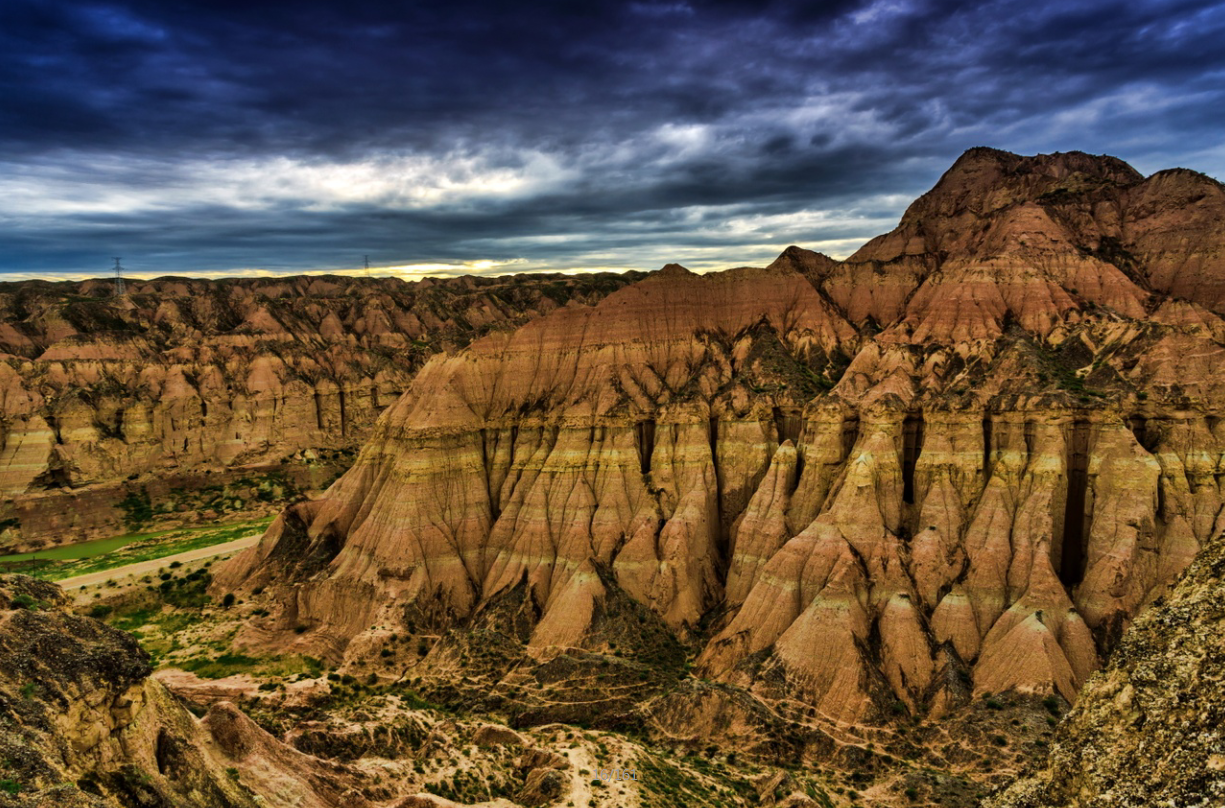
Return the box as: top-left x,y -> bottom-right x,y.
55,534 -> 260,591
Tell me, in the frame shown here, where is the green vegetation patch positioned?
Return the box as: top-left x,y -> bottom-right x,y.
2,518 -> 272,581
635,752 -> 760,808
174,652 -> 324,680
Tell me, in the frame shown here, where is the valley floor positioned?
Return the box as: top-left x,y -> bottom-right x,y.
56,533 -> 259,591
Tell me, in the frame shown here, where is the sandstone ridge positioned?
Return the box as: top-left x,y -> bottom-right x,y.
216,148 -> 1225,734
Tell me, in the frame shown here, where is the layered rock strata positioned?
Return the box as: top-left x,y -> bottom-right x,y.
219,148 -> 1225,726
0,272 -> 636,548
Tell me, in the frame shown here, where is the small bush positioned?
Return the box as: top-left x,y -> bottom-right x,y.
222,593 -> 236,608
11,594 -> 43,611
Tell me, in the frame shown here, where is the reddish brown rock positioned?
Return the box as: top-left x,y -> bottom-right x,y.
202,149 -> 1225,732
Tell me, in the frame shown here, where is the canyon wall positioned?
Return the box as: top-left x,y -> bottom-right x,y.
218,148 -> 1225,728
0,271 -> 638,549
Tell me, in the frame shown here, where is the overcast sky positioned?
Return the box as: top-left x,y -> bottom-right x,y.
2,0 -> 1223,281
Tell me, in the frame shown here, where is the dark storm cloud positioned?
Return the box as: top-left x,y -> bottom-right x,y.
1,0 -> 1223,277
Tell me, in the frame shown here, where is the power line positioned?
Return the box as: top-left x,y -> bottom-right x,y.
113,257 -> 126,298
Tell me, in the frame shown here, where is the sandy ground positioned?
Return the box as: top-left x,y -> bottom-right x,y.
55,534 -> 260,591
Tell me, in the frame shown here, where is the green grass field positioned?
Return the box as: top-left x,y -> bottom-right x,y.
0,518 -> 273,581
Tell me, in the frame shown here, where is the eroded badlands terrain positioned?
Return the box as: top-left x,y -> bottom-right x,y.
0,272 -> 637,549
4,147 -> 1225,807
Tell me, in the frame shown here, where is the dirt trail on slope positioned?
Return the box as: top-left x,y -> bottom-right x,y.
55,534 -> 260,591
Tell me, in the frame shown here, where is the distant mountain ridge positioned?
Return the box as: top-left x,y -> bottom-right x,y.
0,271 -> 640,549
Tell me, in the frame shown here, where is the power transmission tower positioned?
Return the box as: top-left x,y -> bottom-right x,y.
112,257 -> 126,297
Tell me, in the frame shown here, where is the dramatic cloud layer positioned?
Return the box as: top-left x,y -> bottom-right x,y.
2,0 -> 1223,279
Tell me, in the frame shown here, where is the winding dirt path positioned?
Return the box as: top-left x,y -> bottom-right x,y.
55,534 -> 260,591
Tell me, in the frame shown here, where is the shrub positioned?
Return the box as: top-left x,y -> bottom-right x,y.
11,594 -> 42,611
222,593 -> 236,608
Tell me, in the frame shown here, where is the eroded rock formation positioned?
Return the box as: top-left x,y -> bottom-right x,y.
987,524 -> 1225,807
0,574 -> 365,807
218,148 -> 1225,730
0,272 -> 637,548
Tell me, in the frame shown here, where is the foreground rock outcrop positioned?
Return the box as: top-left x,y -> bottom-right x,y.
218,148 -> 1225,736
0,272 -> 637,548
988,524 -> 1225,807
0,575 -> 365,807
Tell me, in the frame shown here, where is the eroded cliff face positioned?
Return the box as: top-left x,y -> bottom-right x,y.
0,575 -> 366,808
0,272 -> 637,549
987,524 -> 1225,808
218,148 -> 1225,733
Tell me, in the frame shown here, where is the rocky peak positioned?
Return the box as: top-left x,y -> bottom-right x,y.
852,149 -> 1145,263
767,245 -> 841,279
655,263 -> 695,278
